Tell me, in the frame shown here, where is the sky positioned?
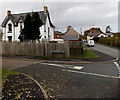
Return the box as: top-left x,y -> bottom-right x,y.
0,0 -> 119,34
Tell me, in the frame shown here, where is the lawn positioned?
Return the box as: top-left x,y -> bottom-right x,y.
81,49 -> 99,58
0,69 -> 19,88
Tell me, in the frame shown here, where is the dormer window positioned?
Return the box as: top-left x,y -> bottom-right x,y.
8,23 -> 12,33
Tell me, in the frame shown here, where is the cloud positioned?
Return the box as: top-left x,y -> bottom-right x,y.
0,2 -> 118,33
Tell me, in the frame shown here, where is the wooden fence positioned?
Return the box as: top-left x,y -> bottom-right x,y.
2,42 -> 70,58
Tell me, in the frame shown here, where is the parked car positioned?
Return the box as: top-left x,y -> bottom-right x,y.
87,40 -> 95,47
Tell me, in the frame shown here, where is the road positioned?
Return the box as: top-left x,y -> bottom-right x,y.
13,62 -> 119,98
2,44 -> 120,98
92,44 -> 119,59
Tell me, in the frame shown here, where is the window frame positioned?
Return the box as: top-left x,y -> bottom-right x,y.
8,23 -> 12,33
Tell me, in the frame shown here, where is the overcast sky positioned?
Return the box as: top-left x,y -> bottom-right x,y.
0,1 -> 119,34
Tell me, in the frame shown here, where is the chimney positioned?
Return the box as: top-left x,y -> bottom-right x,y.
67,26 -> 72,31
7,10 -> 11,16
44,6 -> 48,14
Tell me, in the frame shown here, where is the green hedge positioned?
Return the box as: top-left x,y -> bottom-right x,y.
99,37 -> 120,47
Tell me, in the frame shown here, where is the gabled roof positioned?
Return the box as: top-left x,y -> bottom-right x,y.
64,26 -> 80,36
1,11 -> 55,28
63,26 -> 80,41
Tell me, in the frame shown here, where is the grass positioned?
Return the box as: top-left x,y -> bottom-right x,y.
81,49 -> 99,58
0,69 -> 19,88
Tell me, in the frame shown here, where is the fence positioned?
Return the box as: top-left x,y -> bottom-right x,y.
68,42 -> 83,57
2,42 -> 70,58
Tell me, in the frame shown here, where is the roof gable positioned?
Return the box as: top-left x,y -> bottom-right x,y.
64,26 -> 80,36
1,10 -> 55,28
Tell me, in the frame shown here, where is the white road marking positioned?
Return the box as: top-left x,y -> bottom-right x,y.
114,62 -> 120,69
42,63 -> 119,79
42,63 -> 83,70
73,66 -> 83,70
65,70 -> 119,79
113,62 -> 120,78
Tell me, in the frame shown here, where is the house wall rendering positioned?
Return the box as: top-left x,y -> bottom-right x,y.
1,6 -> 55,42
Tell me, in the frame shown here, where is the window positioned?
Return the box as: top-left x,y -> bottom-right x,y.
20,21 -> 23,32
20,21 -> 22,29
8,36 -> 12,41
8,23 -> 12,33
48,27 -> 50,37
44,24 -> 46,32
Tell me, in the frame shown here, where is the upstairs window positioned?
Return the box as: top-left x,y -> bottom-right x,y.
20,21 -> 23,31
8,23 -> 12,33
44,24 -> 46,32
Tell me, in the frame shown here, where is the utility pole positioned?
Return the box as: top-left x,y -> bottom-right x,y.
80,27 -> 82,35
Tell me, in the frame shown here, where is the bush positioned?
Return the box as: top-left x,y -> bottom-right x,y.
99,37 -> 120,47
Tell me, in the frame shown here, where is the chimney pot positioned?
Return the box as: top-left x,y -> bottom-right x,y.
44,6 -> 48,14
7,10 -> 11,16
67,26 -> 72,31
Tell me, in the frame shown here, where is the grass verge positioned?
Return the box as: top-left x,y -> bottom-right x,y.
0,69 -> 19,88
81,49 -> 99,58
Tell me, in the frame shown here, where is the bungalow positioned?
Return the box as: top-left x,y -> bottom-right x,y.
85,27 -> 113,41
1,6 -> 55,42
62,26 -> 81,42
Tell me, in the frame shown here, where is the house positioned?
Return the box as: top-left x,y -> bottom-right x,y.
54,31 -> 62,39
84,27 -> 113,41
1,6 -> 55,42
62,26 -> 81,42
0,29 -> 3,41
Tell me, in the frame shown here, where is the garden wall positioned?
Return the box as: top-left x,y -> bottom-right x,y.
2,42 -> 70,58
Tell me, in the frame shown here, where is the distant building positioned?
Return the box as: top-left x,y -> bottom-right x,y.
54,31 -> 62,39
1,6 -> 55,42
84,27 -> 113,40
62,26 -> 82,42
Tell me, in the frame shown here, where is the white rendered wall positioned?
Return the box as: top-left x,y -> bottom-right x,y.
5,20 -> 14,41
2,17 -> 54,42
98,34 -> 106,37
15,21 -> 24,41
2,27 -> 6,41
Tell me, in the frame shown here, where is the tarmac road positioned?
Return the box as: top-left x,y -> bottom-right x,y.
13,62 -> 119,98
92,44 -> 119,59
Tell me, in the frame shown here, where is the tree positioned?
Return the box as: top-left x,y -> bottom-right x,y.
19,12 -> 43,41
31,12 -> 43,40
19,14 -> 32,41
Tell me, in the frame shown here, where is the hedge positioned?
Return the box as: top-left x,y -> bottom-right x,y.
99,37 -> 120,47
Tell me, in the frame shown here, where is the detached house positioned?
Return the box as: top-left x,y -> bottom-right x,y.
62,26 -> 81,42
1,6 -> 55,42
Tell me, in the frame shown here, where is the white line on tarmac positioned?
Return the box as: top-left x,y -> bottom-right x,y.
42,63 -> 83,70
73,66 -> 83,70
114,61 -> 120,78
114,62 -> 120,69
42,63 -> 119,79
64,70 -> 119,79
